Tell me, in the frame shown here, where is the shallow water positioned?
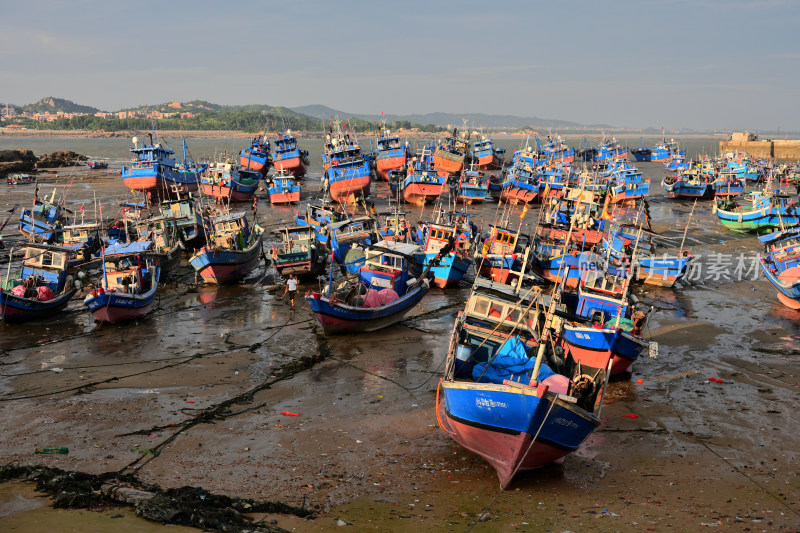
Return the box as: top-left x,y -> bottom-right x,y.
0,136 -> 798,531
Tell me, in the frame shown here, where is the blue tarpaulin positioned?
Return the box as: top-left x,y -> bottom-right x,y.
472,336 -> 556,385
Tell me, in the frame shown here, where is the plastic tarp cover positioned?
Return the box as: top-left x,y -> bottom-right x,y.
362,288 -> 399,308
472,335 -> 556,385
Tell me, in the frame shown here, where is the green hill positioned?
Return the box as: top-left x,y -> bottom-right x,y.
21,97 -> 100,114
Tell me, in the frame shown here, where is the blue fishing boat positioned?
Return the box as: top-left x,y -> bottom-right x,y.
662,170 -> 712,199
271,226 -> 327,279
189,212 -> 265,284
374,125 -> 407,181
601,223 -> 693,286
402,148 -> 445,205
437,279 -> 611,488
711,171 -> 745,197
631,136 -> 685,162
239,135 -> 272,174
121,135 -> 205,199
471,134 -> 505,170
19,188 -> 71,243
456,170 -> 490,204
758,227 -> 800,309
714,191 -> 800,233
272,131 -> 309,178
87,160 -> 109,170
268,171 -> 301,205
321,126 -> 372,203
499,161 -> 539,205
559,258 -> 651,376
324,216 -> 381,274
537,134 -> 575,164
606,161 -> 650,204
83,241 -> 160,324
200,161 -> 261,203
159,199 -> 206,249
414,221 -> 472,288
475,225 -> 531,286
306,241 -> 431,334
0,243 -> 78,322
578,136 -> 628,163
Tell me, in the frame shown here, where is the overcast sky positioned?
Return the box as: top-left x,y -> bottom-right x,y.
1,0 -> 797,131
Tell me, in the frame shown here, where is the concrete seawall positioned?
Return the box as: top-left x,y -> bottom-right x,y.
719,139 -> 800,161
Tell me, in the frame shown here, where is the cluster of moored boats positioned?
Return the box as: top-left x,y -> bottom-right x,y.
5,128 -> 800,488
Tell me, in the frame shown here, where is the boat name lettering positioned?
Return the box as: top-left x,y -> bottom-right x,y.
476,397 -> 508,409
552,417 -> 579,429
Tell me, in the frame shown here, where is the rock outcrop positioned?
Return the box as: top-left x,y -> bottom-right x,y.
0,149 -> 37,175
35,151 -> 87,169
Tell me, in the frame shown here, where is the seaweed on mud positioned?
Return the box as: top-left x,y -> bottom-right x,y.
0,464 -> 310,533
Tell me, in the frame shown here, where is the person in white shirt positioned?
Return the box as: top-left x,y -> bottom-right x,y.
283,274 -> 298,307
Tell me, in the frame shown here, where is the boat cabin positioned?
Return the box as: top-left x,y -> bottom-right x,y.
358,241 -> 420,294
20,244 -> 70,291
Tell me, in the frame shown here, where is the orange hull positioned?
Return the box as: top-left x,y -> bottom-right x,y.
376,156 -> 406,181
330,176 -> 371,204
475,154 -> 501,170
270,191 -> 300,205
433,150 -> 464,177
500,188 -> 537,204
240,157 -> 266,173
122,175 -> 159,192
403,183 -> 444,205
274,157 -> 307,178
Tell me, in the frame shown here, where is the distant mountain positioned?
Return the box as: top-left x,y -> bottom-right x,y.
21,97 -> 100,115
290,104 -> 582,130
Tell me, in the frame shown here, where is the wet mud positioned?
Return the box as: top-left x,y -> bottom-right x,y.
0,142 -> 798,531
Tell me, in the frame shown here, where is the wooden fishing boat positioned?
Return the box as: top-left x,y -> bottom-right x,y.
475,225 -> 531,286
19,188 -> 71,243
271,226 -> 326,279
414,221 -> 472,288
0,243 -> 77,322
631,136 -> 685,163
758,227 -> 800,309
499,162 -> 539,205
306,241 -> 430,334
189,212 -> 265,284
402,150 -> 445,205
7,173 -> 34,185
134,216 -> 184,274
200,161 -> 261,202
471,134 -> 504,170
433,128 -> 469,177
559,260 -> 652,376
662,170 -> 712,199
437,278 -> 611,488
537,134 -> 574,164
87,161 -> 109,170
159,199 -> 206,250
714,191 -> 800,233
374,126 -> 407,181
268,171 -> 301,205
272,131 -> 309,178
121,135 -> 205,199
456,170 -> 490,204
239,136 -> 272,174
83,241 -> 160,324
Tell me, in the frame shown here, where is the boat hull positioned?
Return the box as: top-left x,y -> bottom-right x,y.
433,150 -> 464,177
189,237 -> 264,284
273,156 -> 307,178
403,182 -> 444,205
307,284 -> 429,334
0,289 -> 77,322
438,382 -> 599,488
329,175 -> 371,204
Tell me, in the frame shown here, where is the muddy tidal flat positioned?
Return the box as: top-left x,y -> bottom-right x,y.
0,137 -> 799,532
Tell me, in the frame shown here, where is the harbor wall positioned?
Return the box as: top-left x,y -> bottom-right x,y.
719,136 -> 800,161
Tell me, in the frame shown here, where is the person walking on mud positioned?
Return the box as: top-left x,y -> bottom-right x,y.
283,274 -> 298,308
